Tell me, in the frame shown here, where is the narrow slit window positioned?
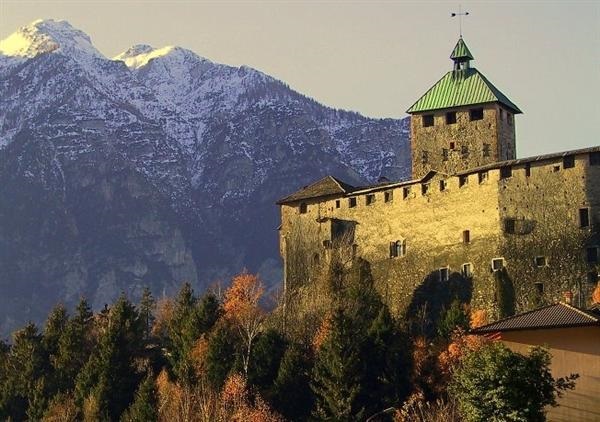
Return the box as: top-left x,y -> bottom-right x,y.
462,263 -> 473,278
440,180 -> 447,191
384,191 -> 393,203
483,143 -> 491,157
421,183 -> 429,195
525,163 -> 531,177
459,175 -> 468,188
439,267 -> 450,282
463,230 -> 471,244
335,200 -> 340,209
403,187 -> 411,200
442,148 -> 449,161
478,171 -> 488,184
579,208 -> 590,228
586,247 -> 599,264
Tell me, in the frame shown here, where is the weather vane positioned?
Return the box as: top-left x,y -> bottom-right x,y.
451,5 -> 470,38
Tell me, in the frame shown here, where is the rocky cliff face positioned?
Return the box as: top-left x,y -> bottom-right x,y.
0,19 -> 410,335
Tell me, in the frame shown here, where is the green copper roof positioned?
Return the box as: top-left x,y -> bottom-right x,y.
406,68 -> 522,114
450,37 -> 473,61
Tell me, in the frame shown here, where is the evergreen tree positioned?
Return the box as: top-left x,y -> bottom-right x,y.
0,323 -> 48,420
247,329 -> 287,393
43,304 -> 69,358
26,377 -> 48,421
121,373 -> 158,422
53,298 -> 95,393
205,323 -> 238,389
272,344 -> 314,421
75,295 -> 144,420
363,305 -> 411,417
311,308 -> 366,421
139,287 -> 156,340
437,299 -> 470,340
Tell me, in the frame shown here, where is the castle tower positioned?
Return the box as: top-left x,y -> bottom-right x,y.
407,38 -> 522,179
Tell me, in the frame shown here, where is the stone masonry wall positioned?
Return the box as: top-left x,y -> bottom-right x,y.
410,103 -> 515,179
280,150 -> 600,322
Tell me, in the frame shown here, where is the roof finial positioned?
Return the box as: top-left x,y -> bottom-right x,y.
451,5 -> 469,38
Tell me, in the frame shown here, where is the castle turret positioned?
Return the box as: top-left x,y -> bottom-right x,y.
407,37 -> 522,178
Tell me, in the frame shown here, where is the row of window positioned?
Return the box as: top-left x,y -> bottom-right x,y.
422,108 -> 485,127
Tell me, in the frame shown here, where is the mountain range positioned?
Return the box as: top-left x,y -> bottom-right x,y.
0,19 -> 410,335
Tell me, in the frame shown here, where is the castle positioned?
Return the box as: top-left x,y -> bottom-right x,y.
278,37 -> 600,321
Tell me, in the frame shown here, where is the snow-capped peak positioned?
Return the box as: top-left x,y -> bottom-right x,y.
0,19 -> 104,60
113,44 -> 204,69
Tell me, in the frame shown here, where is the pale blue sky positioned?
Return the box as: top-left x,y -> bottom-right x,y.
1,1 -> 598,158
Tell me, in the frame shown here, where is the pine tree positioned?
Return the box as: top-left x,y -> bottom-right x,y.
311,308 -> 366,421
272,344 -> 314,421
0,323 -> 48,420
53,298 -> 95,393
121,373 -> 158,422
75,295 -> 144,420
247,329 -> 287,393
437,299 -> 470,340
205,323 -> 238,389
139,287 -> 156,340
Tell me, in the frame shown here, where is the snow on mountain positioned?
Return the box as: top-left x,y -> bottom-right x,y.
0,19 -> 411,336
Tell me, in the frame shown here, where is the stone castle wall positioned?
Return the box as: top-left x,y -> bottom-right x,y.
410,104 -> 516,179
279,150 -> 600,321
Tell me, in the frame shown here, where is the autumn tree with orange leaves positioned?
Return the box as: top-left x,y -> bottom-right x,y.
223,272 -> 266,377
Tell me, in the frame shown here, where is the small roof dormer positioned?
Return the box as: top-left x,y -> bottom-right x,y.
450,37 -> 474,71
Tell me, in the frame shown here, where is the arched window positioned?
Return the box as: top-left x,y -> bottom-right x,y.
390,239 -> 406,258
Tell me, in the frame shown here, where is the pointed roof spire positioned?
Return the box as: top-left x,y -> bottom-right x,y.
450,37 -> 474,62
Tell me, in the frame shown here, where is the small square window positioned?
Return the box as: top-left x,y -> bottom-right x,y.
403,187 -> 411,199
492,258 -> 505,271
579,208 -> 590,228
421,183 -> 429,195
462,263 -> 473,278
439,267 -> 450,282
423,114 -> 434,127
462,230 -> 470,244
384,191 -> 393,203
535,256 -> 547,267
500,166 -> 512,179
366,194 -> 375,206
450,141 -> 456,150
478,171 -> 488,184
446,111 -> 457,125
563,156 -> 575,169
534,282 -> 544,295
552,165 -> 561,173
590,152 -> 600,166
469,108 -> 484,121
335,200 -> 340,209
299,203 -> 308,214
504,218 -> 516,234
461,145 -> 469,158
483,143 -> 491,157
586,247 -> 599,264
459,175 -> 468,188
349,197 -> 357,208
440,180 -> 447,191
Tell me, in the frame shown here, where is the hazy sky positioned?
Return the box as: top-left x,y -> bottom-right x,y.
1,1 -> 598,158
